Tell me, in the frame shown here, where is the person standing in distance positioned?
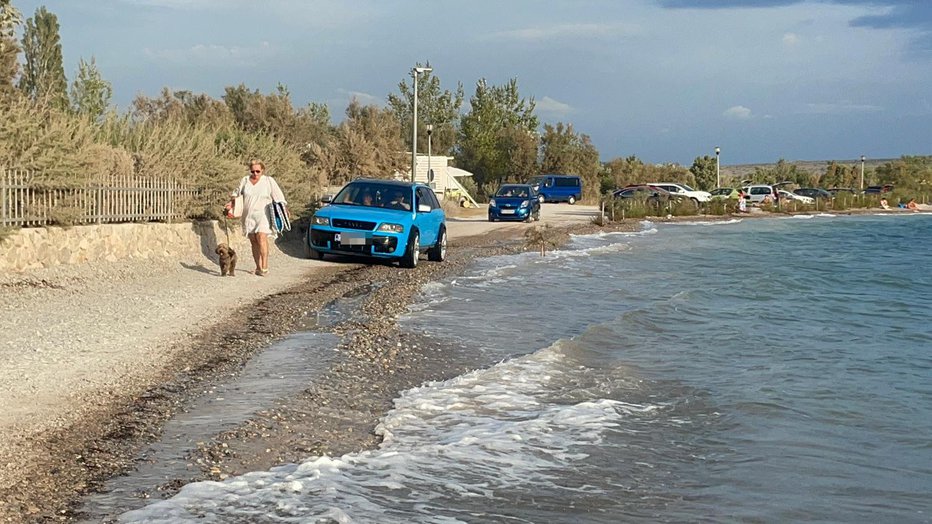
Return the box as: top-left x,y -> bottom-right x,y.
232,160 -> 287,276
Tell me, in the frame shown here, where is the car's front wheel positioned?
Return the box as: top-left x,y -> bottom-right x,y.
427,226 -> 446,262
568,195 -> 577,205
304,232 -> 325,260
401,230 -> 420,268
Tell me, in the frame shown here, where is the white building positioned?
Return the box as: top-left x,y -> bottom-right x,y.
398,154 -> 478,207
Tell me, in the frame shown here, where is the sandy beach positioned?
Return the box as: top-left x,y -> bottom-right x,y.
0,204 -> 615,522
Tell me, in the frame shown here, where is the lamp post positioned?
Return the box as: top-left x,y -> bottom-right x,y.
426,124 -> 433,185
715,146 -> 721,188
411,65 -> 432,182
860,155 -> 865,191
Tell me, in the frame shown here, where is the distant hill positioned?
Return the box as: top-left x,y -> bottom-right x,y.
720,158 -> 894,182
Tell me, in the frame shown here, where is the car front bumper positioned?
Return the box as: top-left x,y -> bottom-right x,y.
489,206 -> 532,220
309,227 -> 403,258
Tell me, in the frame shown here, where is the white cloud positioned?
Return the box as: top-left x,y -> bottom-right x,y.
782,32 -> 800,46
487,22 -> 641,42
723,105 -> 753,120
144,42 -> 275,67
800,102 -> 884,114
535,96 -> 574,118
341,90 -> 381,107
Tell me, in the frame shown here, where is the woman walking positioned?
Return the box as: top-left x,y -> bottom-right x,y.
232,160 -> 287,276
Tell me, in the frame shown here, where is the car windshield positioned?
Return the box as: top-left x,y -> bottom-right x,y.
496,185 -> 530,198
680,184 -> 696,191
333,182 -> 407,209
710,188 -> 732,195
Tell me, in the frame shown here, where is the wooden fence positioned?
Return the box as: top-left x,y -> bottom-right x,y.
0,169 -> 200,227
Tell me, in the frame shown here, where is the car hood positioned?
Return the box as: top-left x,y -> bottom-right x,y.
316,204 -> 413,222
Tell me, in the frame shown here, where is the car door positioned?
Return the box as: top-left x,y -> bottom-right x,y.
414,186 -> 441,246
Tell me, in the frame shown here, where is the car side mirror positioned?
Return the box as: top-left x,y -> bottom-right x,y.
417,203 -> 432,213
320,194 -> 333,204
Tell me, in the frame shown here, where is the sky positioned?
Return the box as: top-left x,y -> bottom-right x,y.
12,0 -> 932,165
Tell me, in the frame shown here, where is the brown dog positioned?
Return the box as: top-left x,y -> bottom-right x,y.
215,243 -> 237,276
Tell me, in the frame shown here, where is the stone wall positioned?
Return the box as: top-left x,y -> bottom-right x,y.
0,221 -> 250,273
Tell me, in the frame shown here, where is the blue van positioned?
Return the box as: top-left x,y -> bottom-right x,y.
528,174 -> 582,204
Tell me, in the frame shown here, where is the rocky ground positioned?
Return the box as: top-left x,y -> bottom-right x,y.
0,204 -> 628,523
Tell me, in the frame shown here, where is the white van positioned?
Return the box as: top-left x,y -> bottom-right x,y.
742,185 -> 777,204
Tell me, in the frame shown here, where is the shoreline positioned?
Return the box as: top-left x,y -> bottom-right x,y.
0,214 -> 632,522
0,207 -> 905,521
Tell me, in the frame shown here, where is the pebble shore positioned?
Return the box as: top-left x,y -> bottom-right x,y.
0,216 -> 631,522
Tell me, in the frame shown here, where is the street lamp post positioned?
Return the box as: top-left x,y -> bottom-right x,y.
860,155 -> 865,191
411,65 -> 432,182
426,124 -> 433,185
715,146 -> 721,188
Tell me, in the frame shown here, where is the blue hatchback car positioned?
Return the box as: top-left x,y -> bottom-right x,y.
308,179 -> 446,268
488,184 -> 541,222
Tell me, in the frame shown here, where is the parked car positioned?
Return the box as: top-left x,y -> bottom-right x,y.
613,185 -> 688,209
648,182 -> 712,203
528,174 -> 582,204
828,187 -> 858,197
780,189 -> 814,204
863,184 -> 894,194
488,184 -> 541,222
709,187 -> 740,200
741,184 -> 778,204
793,188 -> 833,200
307,178 -> 446,268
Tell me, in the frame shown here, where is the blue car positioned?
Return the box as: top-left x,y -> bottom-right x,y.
307,179 -> 446,268
488,184 -> 541,222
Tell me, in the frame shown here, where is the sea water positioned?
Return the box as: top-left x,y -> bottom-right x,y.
120,214 -> 932,523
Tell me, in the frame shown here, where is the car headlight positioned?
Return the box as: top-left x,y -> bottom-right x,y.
520,200 -> 529,208
489,199 -> 497,208
377,223 -> 404,233
313,216 -> 329,226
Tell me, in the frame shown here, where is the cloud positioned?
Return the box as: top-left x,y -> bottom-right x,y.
486,22 -> 641,42
535,96 -> 574,118
657,0 -> 932,50
144,42 -> 276,67
799,102 -> 884,114
340,90 -> 382,107
723,105 -> 753,119
782,32 -> 801,46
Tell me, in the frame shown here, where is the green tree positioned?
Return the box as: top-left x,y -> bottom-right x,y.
70,57 -> 112,120
872,156 -> 931,191
339,99 -> 406,181
818,161 -> 857,189
132,87 -> 232,128
456,78 -> 538,193
497,124 -> 539,183
689,155 -> 717,190
539,122 -> 600,200
222,83 -> 331,153
603,155 -> 691,192
18,6 -> 68,109
0,0 -> 21,99
387,65 -> 464,156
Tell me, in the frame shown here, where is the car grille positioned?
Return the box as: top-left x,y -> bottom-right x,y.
332,218 -> 376,231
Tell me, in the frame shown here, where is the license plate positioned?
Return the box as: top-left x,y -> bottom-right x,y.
501,209 -> 515,215
336,231 -> 365,245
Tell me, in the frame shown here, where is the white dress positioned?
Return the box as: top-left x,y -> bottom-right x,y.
236,175 -> 287,236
